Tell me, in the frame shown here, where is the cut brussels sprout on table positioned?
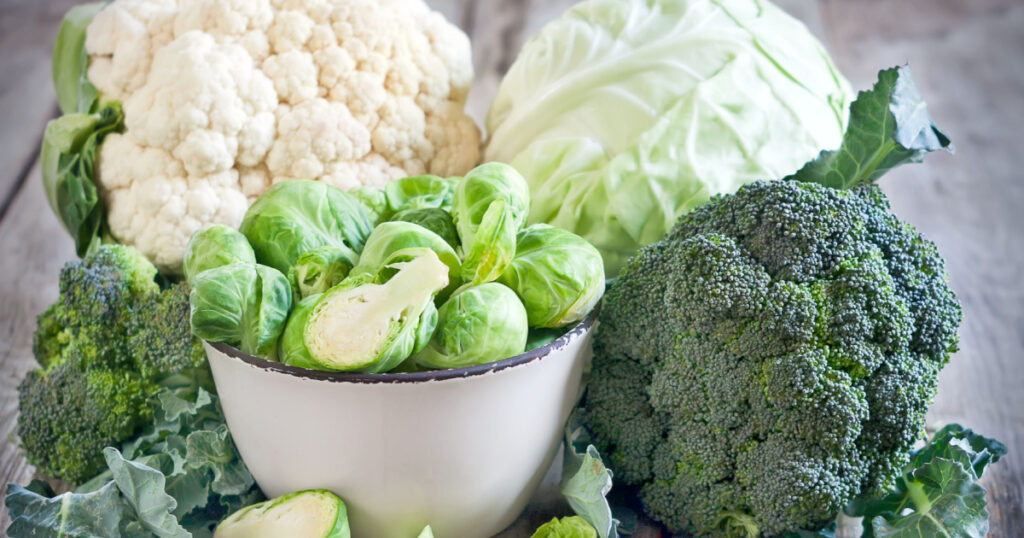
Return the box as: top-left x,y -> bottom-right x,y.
214,489 -> 350,538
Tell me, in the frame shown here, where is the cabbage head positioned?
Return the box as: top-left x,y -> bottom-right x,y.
485,0 -> 852,274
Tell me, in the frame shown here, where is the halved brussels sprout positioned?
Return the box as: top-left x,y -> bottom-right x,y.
384,174 -> 458,213
413,283 -> 528,370
499,224 -> 605,328
288,246 -> 353,299
279,294 -> 320,369
303,248 -> 448,372
452,163 -> 531,285
214,489 -> 350,538
239,180 -> 373,276
182,224 -> 255,283
390,207 -> 459,249
351,221 -> 461,299
189,263 -> 292,358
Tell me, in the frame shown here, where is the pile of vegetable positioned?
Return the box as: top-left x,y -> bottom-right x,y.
187,163 -> 605,372
45,0 -> 481,274
8,247 -> 262,536
5,0 -> 1011,536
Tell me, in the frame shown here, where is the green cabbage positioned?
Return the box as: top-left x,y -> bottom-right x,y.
485,0 -> 852,274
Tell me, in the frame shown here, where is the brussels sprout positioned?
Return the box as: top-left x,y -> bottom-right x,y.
288,246 -> 353,299
414,283 -> 528,370
182,224 -> 255,283
352,221 -> 461,299
190,263 -> 293,358
384,174 -> 458,213
214,489 -> 350,538
390,207 -> 459,249
452,163 -> 531,285
278,294 -> 320,369
453,162 -> 530,239
239,180 -> 373,276
499,224 -> 605,328
303,248 -> 448,372
460,198 -> 518,285
350,185 -> 389,225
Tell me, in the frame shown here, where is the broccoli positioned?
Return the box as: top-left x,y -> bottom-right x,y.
582,67 -> 959,536
18,245 -> 206,483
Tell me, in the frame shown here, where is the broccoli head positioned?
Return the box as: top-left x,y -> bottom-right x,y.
585,180 -> 960,536
18,245 -> 205,483
583,67 -> 959,536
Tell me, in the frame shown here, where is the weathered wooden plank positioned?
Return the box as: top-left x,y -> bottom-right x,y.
0,0 -> 81,218
819,1 -> 1024,536
0,161 -> 76,531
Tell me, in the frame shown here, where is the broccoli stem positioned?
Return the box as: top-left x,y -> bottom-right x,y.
904,478 -> 933,514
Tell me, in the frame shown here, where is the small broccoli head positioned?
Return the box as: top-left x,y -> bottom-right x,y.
584,180 -> 961,536
19,245 -> 207,484
17,357 -> 153,483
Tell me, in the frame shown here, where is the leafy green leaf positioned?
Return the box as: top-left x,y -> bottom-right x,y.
908,424 -> 1007,480
869,458 -> 989,537
52,2 -> 106,115
186,427 -> 255,496
850,424 -> 1005,538
5,480 -> 129,537
786,65 -> 952,189
561,412 -> 618,538
41,102 -> 124,257
103,448 -> 190,538
5,379 -> 262,538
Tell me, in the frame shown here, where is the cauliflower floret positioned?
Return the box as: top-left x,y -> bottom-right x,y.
84,0 -> 479,273
99,134 -> 249,271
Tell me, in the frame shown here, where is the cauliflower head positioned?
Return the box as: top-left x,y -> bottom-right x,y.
83,0 -> 480,273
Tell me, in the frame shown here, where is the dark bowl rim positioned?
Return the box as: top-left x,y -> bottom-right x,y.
207,307 -> 599,384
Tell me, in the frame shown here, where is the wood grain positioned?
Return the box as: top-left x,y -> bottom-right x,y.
0,0 -> 81,220
0,0 -> 1021,536
820,2 -> 1024,536
0,163 -> 76,531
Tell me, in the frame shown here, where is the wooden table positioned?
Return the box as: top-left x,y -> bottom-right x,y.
1,0 -> 1021,536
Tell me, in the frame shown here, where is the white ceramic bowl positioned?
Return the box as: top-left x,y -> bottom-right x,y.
204,311 -> 596,538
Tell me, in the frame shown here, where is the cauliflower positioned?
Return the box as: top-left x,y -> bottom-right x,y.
75,0 -> 479,273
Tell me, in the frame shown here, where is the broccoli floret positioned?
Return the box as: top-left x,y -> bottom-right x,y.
584,181 -> 960,537
18,245 -> 205,483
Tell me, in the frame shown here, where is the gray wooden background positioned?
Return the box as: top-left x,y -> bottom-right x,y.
0,0 -> 1021,536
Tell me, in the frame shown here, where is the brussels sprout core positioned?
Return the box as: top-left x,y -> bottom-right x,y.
304,249 -> 448,371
